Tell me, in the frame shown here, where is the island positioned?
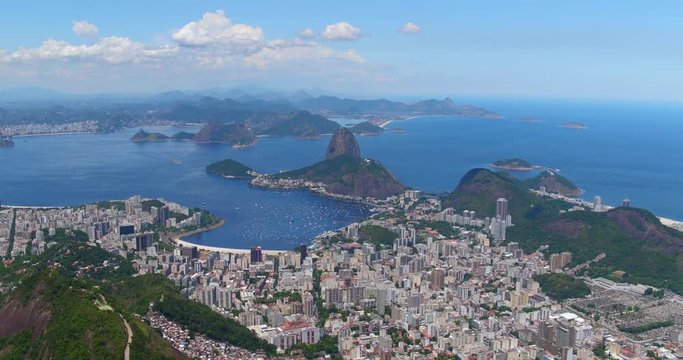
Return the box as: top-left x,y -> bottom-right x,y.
491,158 -> 536,171
170,131 -> 196,140
0,137 -> 14,147
130,129 -> 170,142
206,159 -> 255,179
560,121 -> 588,129
349,121 -> 385,135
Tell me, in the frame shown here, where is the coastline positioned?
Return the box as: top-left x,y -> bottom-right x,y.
169,219 -> 292,255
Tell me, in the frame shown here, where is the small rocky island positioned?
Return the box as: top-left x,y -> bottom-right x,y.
491,158 -> 536,171
0,137 -> 14,147
560,121 -> 588,129
206,159 -> 255,179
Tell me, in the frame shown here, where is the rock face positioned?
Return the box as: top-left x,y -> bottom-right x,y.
326,127 -> 361,160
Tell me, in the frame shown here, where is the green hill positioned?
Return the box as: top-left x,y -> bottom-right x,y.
525,170 -> 581,197
443,168 -> 569,225
206,159 -> 254,178
275,155 -> 405,199
444,168 -> 683,294
130,129 -> 170,142
248,110 -> 340,137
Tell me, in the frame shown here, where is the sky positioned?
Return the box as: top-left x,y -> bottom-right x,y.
0,0 -> 682,101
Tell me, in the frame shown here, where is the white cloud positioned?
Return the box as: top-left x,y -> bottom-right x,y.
399,22 -> 422,34
172,10 -> 263,55
321,22 -> 362,41
244,38 -> 365,67
4,37 -> 177,64
72,20 -> 99,39
298,28 -> 315,39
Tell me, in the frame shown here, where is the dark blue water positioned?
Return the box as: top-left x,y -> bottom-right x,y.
0,98 -> 682,249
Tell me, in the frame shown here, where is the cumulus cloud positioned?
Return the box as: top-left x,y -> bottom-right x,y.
298,28 -> 315,39
0,9 -> 371,87
321,22 -> 362,41
172,10 -> 264,56
4,37 -> 177,64
244,38 -> 364,67
72,20 -> 99,39
399,22 -> 422,34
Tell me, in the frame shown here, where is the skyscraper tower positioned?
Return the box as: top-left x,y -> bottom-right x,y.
593,196 -> 602,211
496,198 -> 508,219
250,246 -> 263,263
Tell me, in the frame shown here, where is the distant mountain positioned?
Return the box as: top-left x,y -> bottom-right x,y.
525,170 -> 581,197
349,121 -> 384,135
295,96 -> 501,119
274,128 -> 405,198
246,110 -> 340,137
193,123 -> 256,145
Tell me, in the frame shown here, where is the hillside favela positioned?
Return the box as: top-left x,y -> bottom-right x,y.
2,2 -> 683,360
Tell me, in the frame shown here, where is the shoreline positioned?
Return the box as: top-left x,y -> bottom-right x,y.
169,219 -> 292,255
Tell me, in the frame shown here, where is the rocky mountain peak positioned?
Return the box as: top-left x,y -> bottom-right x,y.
325,127 -> 361,160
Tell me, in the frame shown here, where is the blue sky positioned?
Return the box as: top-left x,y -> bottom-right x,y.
0,0 -> 681,101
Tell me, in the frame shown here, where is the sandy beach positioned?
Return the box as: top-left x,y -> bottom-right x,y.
171,219 -> 291,255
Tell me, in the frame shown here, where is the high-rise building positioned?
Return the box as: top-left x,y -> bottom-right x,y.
251,246 -> 263,263
157,206 -> 170,227
496,198 -> 509,219
134,232 -> 153,251
593,196 -> 602,211
431,269 -> 445,290
299,244 -> 308,265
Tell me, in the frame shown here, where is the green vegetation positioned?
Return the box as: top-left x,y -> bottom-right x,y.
206,159 -> 254,178
491,158 -> 533,170
130,129 -> 170,142
358,225 -> 396,247
107,274 -> 275,355
155,294 -> 275,354
524,170 -> 581,197
170,131 -> 195,140
275,155 -> 405,198
94,200 -> 125,211
416,220 -> 459,238
534,273 -> 590,301
617,320 -> 673,334
286,335 -> 340,359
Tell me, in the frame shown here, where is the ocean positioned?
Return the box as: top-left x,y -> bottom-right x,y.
0,98 -> 681,249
